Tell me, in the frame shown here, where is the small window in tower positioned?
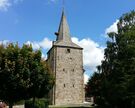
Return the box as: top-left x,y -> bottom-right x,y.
72,69 -> 74,72
64,84 -> 66,87
63,68 -> 65,71
73,84 -> 74,88
66,49 -> 70,53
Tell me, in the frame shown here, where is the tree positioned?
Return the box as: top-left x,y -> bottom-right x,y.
86,11 -> 135,108
0,43 -> 54,108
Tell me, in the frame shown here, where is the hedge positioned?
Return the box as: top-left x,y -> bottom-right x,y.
25,98 -> 49,108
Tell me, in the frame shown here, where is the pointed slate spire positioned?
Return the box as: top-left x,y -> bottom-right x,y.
53,10 -> 82,49
56,10 -> 71,42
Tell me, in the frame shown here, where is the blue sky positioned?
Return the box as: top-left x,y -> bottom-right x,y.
0,0 -> 135,83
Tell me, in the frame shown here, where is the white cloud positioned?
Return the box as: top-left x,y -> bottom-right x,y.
27,37 -> 104,72
1,36 -> 104,84
26,37 -> 52,61
26,37 -> 52,50
84,73 -> 89,84
26,37 -> 104,83
105,20 -> 119,34
38,38 -> 52,49
72,37 -> 104,71
0,0 -> 11,11
0,40 -> 9,45
0,0 -> 23,11
41,53 -> 47,60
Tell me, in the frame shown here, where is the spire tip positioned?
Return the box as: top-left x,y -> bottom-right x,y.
62,0 -> 65,12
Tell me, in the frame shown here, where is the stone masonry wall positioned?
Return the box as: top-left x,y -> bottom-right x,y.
54,47 -> 84,105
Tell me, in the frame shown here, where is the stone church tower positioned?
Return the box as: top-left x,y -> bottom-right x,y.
47,10 -> 84,105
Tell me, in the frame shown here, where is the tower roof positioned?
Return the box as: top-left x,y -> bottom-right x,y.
57,10 -> 71,42
53,10 -> 82,49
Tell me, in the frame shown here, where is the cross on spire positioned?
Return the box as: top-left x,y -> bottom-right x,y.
62,0 -> 65,10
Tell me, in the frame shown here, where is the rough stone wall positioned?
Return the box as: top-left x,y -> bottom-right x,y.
47,47 -> 55,105
47,46 -> 84,105
55,47 -> 84,105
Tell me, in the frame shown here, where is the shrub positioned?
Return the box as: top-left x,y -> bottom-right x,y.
25,99 -> 49,108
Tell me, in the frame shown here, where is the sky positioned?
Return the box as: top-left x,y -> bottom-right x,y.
0,0 -> 135,84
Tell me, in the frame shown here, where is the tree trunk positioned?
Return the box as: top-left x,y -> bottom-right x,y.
33,97 -> 36,108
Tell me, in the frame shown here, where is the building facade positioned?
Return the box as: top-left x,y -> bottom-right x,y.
47,11 -> 84,105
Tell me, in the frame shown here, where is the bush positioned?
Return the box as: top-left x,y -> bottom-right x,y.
25,99 -> 49,108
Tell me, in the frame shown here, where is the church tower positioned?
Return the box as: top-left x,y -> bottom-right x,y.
47,10 -> 84,105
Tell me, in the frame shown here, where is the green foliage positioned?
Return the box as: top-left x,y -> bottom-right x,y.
0,43 -> 54,108
25,99 -> 49,108
86,10 -> 135,108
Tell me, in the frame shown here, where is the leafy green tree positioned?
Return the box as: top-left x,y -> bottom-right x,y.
0,43 -> 54,108
86,11 -> 135,108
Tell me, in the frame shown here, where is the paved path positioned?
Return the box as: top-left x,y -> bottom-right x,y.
7,105 -> 24,108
